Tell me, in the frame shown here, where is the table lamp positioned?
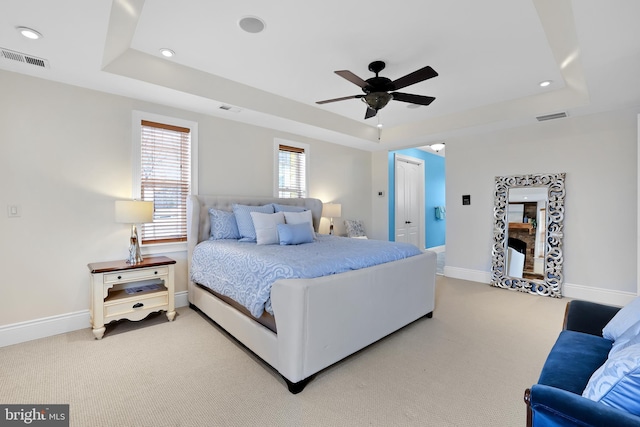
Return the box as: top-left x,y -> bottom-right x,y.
322,203 -> 342,235
115,200 -> 154,264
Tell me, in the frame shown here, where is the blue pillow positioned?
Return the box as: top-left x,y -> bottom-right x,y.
272,203 -> 307,213
603,296 -> 640,341
277,223 -> 315,245
232,204 -> 275,242
610,319 -> 640,357
582,343 -> 640,416
208,209 -> 240,240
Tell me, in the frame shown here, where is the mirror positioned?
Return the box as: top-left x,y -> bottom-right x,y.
491,173 -> 566,297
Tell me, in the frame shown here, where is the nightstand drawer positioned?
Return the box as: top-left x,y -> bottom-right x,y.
104,292 -> 168,318
104,266 -> 168,284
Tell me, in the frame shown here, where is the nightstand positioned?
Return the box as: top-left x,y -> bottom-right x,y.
88,256 -> 176,339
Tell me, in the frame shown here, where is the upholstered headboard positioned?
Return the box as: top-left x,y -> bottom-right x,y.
186,195 -> 323,270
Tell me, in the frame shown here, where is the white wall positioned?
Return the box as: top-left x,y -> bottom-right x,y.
443,107 -> 639,305
0,70 -> 372,333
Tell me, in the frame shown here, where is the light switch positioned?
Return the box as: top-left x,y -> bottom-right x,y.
7,205 -> 20,218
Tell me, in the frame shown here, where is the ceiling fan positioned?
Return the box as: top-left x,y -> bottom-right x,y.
316,61 -> 438,119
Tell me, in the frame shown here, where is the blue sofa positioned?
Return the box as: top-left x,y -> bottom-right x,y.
525,300 -> 640,427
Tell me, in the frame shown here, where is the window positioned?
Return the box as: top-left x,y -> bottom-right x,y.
276,140 -> 308,198
133,112 -> 198,246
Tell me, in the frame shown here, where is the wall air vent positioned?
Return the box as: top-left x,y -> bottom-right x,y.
536,112 -> 567,122
0,48 -> 49,68
219,104 -> 242,113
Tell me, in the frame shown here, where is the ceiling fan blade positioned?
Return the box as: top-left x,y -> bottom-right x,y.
391,66 -> 438,91
364,107 -> 377,119
316,95 -> 362,105
391,92 -> 436,106
335,70 -> 368,88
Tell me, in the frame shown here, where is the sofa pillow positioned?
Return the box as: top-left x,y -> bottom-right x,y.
250,211 -> 285,245
344,219 -> 367,238
610,319 -> 640,358
272,203 -> 307,213
277,223 -> 315,245
603,296 -> 640,341
582,342 -> 640,416
208,208 -> 240,240
283,210 -> 315,236
232,204 -> 275,242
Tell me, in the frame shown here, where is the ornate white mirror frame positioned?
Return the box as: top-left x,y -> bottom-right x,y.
491,172 -> 566,297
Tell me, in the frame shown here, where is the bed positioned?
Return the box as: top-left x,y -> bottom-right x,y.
187,195 -> 436,393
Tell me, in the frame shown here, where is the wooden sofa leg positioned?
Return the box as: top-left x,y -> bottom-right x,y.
283,375 -> 313,394
524,388 -> 533,427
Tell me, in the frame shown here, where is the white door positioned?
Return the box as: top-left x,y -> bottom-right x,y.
395,155 -> 424,248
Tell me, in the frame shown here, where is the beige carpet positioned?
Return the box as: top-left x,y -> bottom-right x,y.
0,277 -> 568,426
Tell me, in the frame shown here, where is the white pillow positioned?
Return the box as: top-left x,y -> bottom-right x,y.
603,297 -> 640,341
283,210 -> 315,237
250,211 -> 285,245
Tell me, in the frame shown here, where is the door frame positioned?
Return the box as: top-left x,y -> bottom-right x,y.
394,153 -> 425,249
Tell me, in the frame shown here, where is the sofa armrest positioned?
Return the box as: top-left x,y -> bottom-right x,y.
527,384 -> 640,427
563,300 -> 620,336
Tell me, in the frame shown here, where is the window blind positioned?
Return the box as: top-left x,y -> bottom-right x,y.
140,120 -> 191,244
278,144 -> 306,198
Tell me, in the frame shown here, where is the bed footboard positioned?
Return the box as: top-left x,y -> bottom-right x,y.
271,250 -> 436,388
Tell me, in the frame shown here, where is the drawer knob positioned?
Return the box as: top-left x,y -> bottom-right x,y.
154,271 -> 158,275
132,302 -> 144,309
117,275 -> 122,280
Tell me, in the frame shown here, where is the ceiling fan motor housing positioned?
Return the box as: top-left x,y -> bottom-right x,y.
363,76 -> 395,94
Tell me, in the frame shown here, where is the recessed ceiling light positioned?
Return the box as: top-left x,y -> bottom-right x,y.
159,48 -> 175,58
239,16 -> 266,34
16,26 -> 42,40
376,123 -> 383,129
539,80 -> 552,87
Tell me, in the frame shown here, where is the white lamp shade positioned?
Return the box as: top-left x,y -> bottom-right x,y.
115,200 -> 154,224
322,203 -> 342,218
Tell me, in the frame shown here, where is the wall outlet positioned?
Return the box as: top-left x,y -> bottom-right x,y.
377,191 -> 385,197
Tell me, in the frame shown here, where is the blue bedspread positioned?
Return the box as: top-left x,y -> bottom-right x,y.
190,235 -> 422,318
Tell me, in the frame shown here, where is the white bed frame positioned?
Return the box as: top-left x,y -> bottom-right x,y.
187,195 -> 436,393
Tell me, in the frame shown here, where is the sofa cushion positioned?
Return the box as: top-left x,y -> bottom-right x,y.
564,300 -> 621,336
582,342 -> 640,416
538,330 -> 613,395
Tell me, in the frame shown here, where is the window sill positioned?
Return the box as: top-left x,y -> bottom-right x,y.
141,241 -> 187,255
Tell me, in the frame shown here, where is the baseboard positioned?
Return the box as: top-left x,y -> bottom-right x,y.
444,266 -> 492,284
563,283 -> 636,307
442,266 -> 636,306
0,291 -> 189,348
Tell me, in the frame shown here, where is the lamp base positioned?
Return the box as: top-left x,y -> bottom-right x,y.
126,224 -> 144,265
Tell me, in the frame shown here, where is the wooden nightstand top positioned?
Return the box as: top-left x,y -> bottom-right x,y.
88,256 -> 176,274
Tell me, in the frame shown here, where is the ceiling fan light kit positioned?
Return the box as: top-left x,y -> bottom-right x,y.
317,61 -> 438,119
